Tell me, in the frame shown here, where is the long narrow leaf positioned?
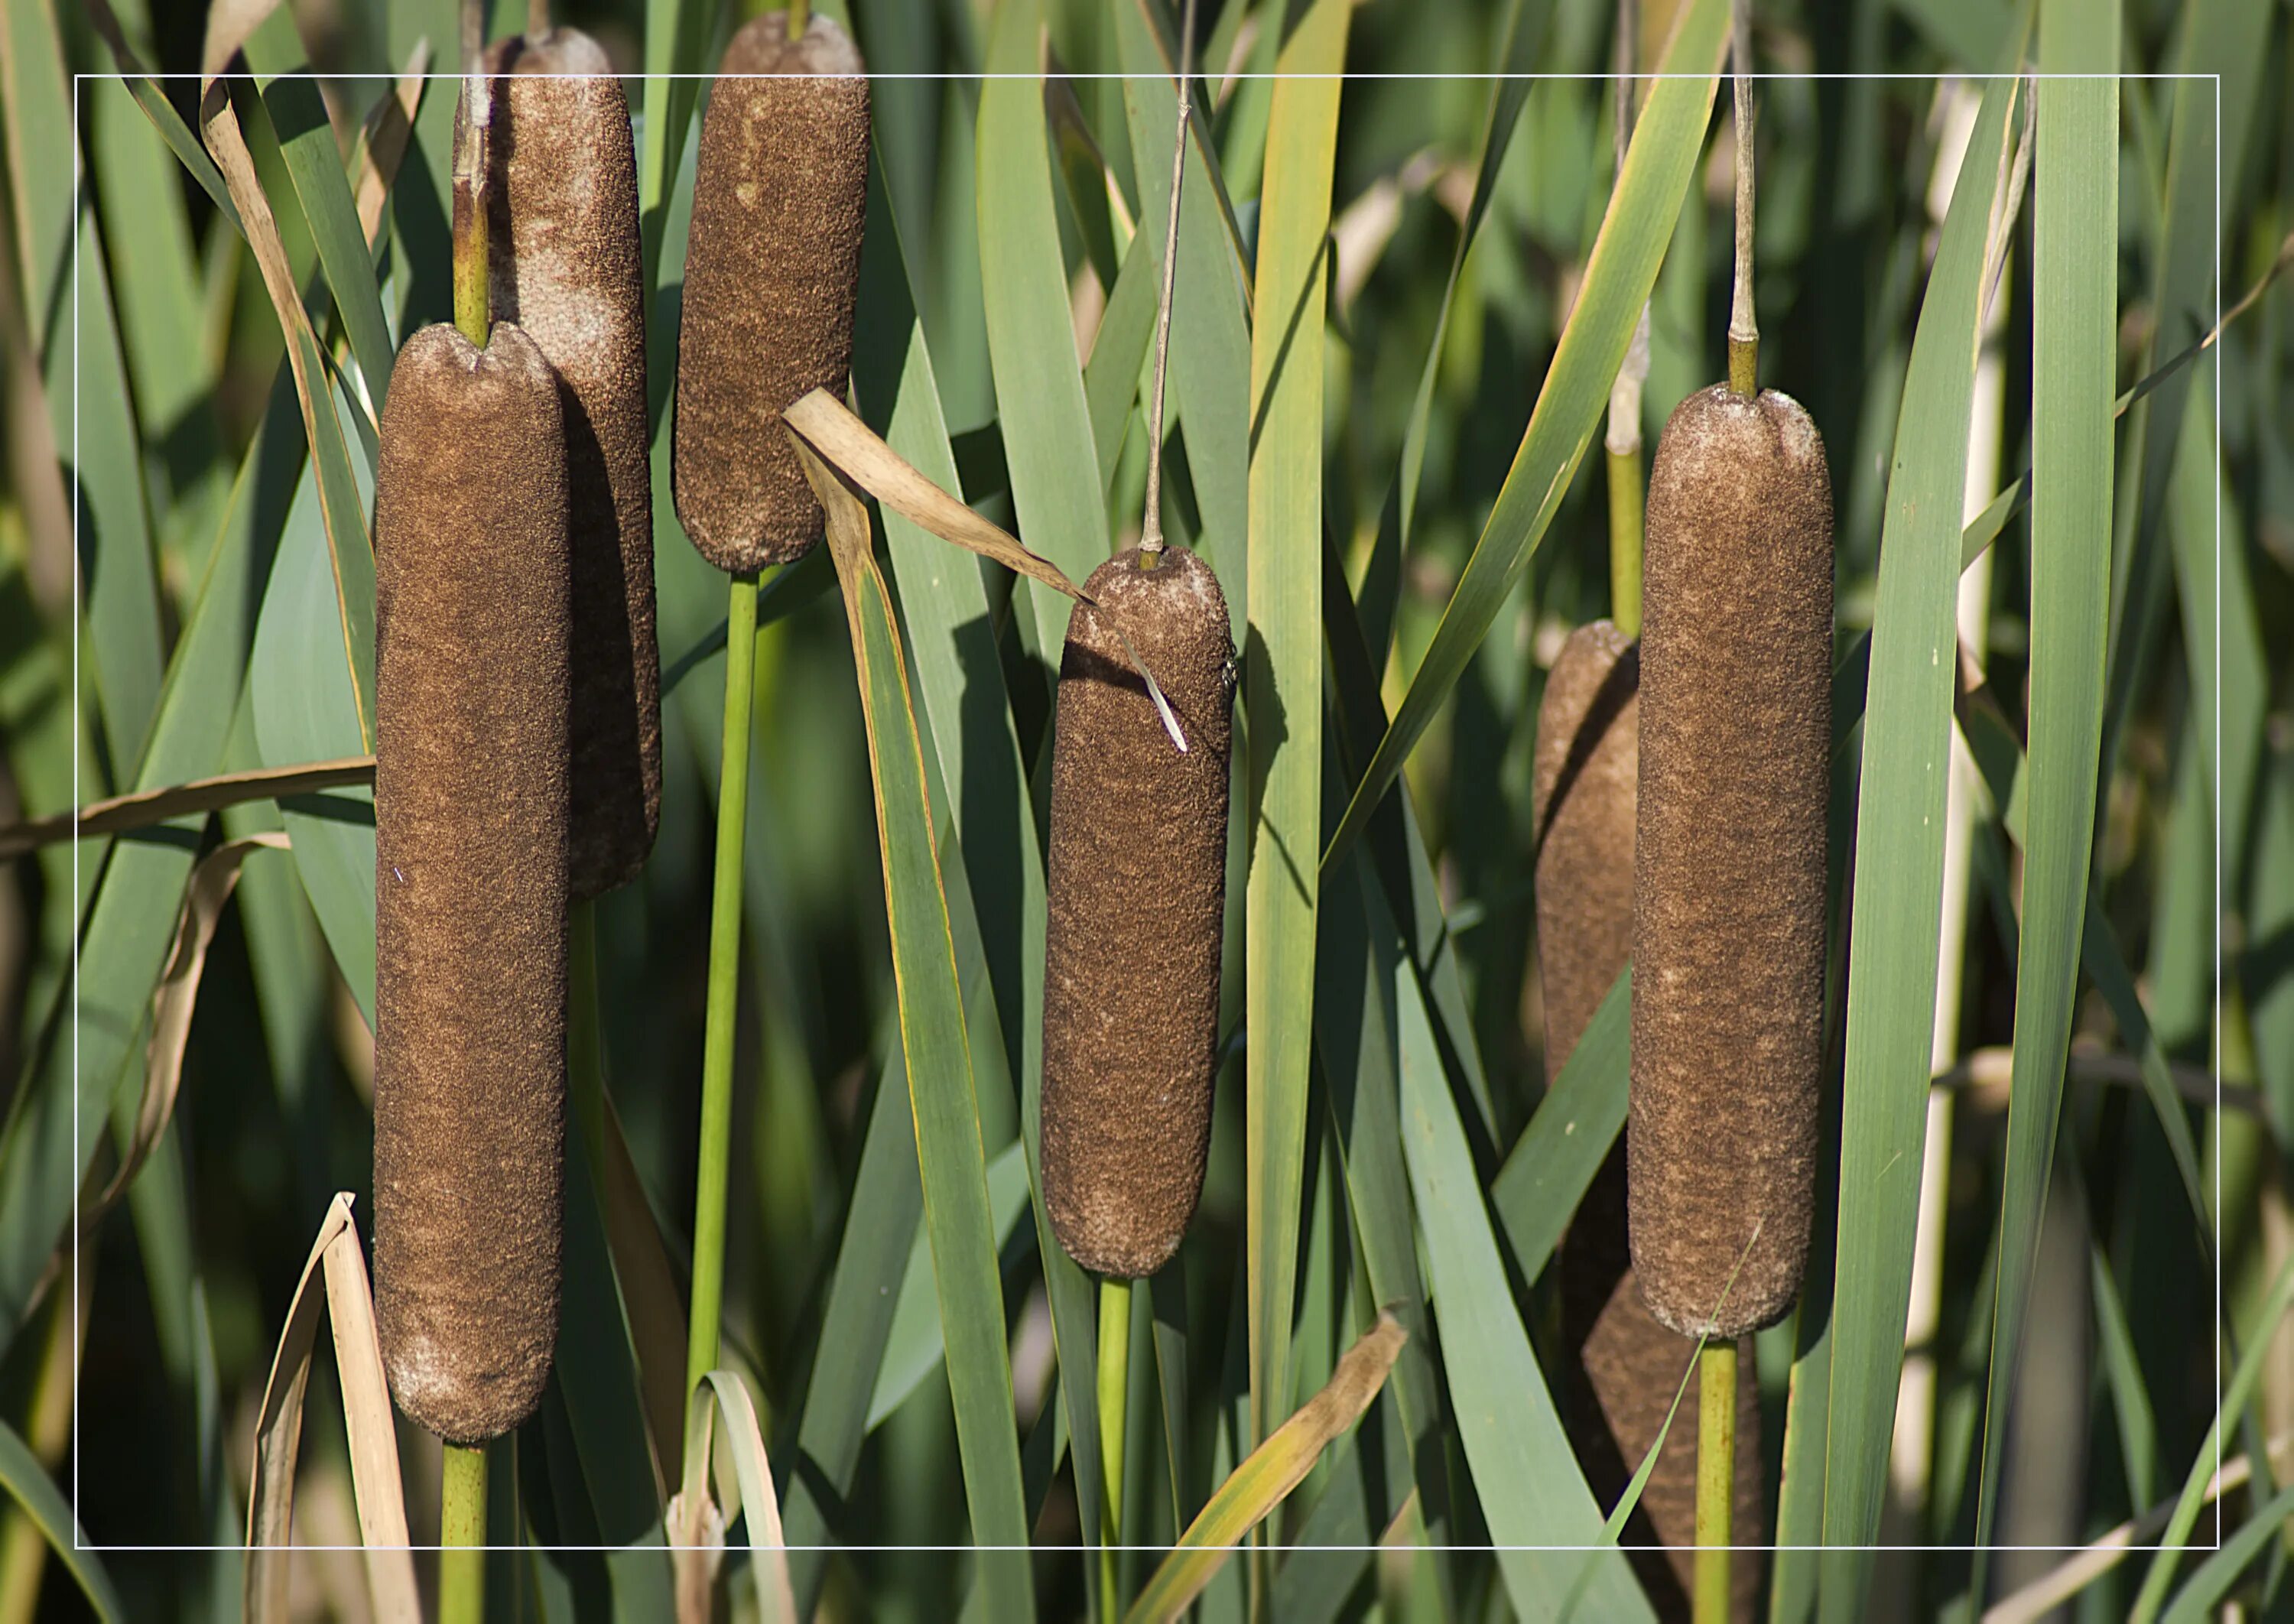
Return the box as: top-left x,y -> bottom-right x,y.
1244,0 -> 1347,1452
799,444 -> 1035,1619
1973,17 -> 2117,1558
1818,73 -> 2022,1593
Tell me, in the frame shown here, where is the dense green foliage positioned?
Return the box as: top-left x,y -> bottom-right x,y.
0,0 -> 2289,1618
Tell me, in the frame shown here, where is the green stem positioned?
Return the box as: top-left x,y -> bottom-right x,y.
787,0 -> 810,38
1097,1275 -> 1133,1624
1606,445 -> 1644,638
685,573 -> 759,1424
1695,1340 -> 1737,1624
439,1441 -> 488,1624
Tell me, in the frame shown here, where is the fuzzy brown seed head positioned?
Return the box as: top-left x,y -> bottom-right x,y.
672,14 -> 869,572
1629,382 -> 1833,1340
372,322 -> 570,1444
1041,546 -> 1234,1278
1532,619 -> 1639,1075
453,28 -> 661,901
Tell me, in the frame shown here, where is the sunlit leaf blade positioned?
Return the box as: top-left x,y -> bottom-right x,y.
1818,72 -> 2019,1594
976,0 -> 1110,656
1973,18 -> 2116,1558
1382,872 -> 1652,1622
1320,0 -> 1725,875
1245,0 -> 1347,1454
242,9 -> 398,414
0,1416 -> 124,1623
1123,1314 -> 1405,1624
800,444 -> 1035,1619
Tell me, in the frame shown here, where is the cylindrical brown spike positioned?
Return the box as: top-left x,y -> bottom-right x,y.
1535,620 -> 1763,1622
1630,382 -> 1833,1340
1533,619 -> 1640,1063
373,322 -> 570,1445
672,14 -> 870,572
1041,546 -> 1234,1278
456,27 -> 661,900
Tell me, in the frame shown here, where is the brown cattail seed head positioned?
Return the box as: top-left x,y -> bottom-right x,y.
455,27 -> 661,900
1630,383 -> 1833,1339
1532,619 -> 1639,1070
1041,547 -> 1234,1278
373,323 -> 570,1444
672,15 -> 869,572
1533,621 -> 1764,1619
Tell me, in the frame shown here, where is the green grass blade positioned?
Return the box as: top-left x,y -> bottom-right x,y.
242,11 -> 398,414
63,207 -> 167,784
805,450 -> 1035,1619
0,377 -> 301,1349
869,1142 -> 1032,1428
1315,860 -> 1457,1566
2158,1483 -> 2294,1624
3,0 -> 73,375
2129,1247 -> 2294,1623
1244,0 -> 1347,1452
1971,21 -> 2117,1561
1084,229 -> 1160,490
855,179 -> 1113,1593
781,1055 -> 921,1611
976,0 -> 1110,656
1319,0 -> 1724,875
2088,1242 -> 2157,1509
0,1415 -> 123,1622
1487,966 -> 1629,1284
89,76 -> 223,557
1817,73 -> 2021,1592
1380,874 -> 1652,1622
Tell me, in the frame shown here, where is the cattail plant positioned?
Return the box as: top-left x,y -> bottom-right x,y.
1628,9 -> 1831,1616
1041,547 -> 1234,1281
372,25 -> 573,1617
673,8 -> 871,573
1626,202 -> 1832,1350
666,0 -> 873,1541
461,12 -> 658,899
371,319 -> 569,1448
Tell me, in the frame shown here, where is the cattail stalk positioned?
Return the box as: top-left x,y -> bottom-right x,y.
1097,11 -> 1198,1613
1097,1275 -> 1134,1622
1696,14 -> 1759,1609
439,1443 -> 487,1624
1695,1340 -> 1738,1622
671,11 -> 869,1527
686,570 -> 758,1411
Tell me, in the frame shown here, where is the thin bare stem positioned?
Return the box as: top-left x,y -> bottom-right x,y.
452,0 -> 489,347
788,0 -> 811,40
1725,0 -> 1757,396
1138,0 -> 1198,568
528,0 -> 550,37
1605,0 -> 1647,633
